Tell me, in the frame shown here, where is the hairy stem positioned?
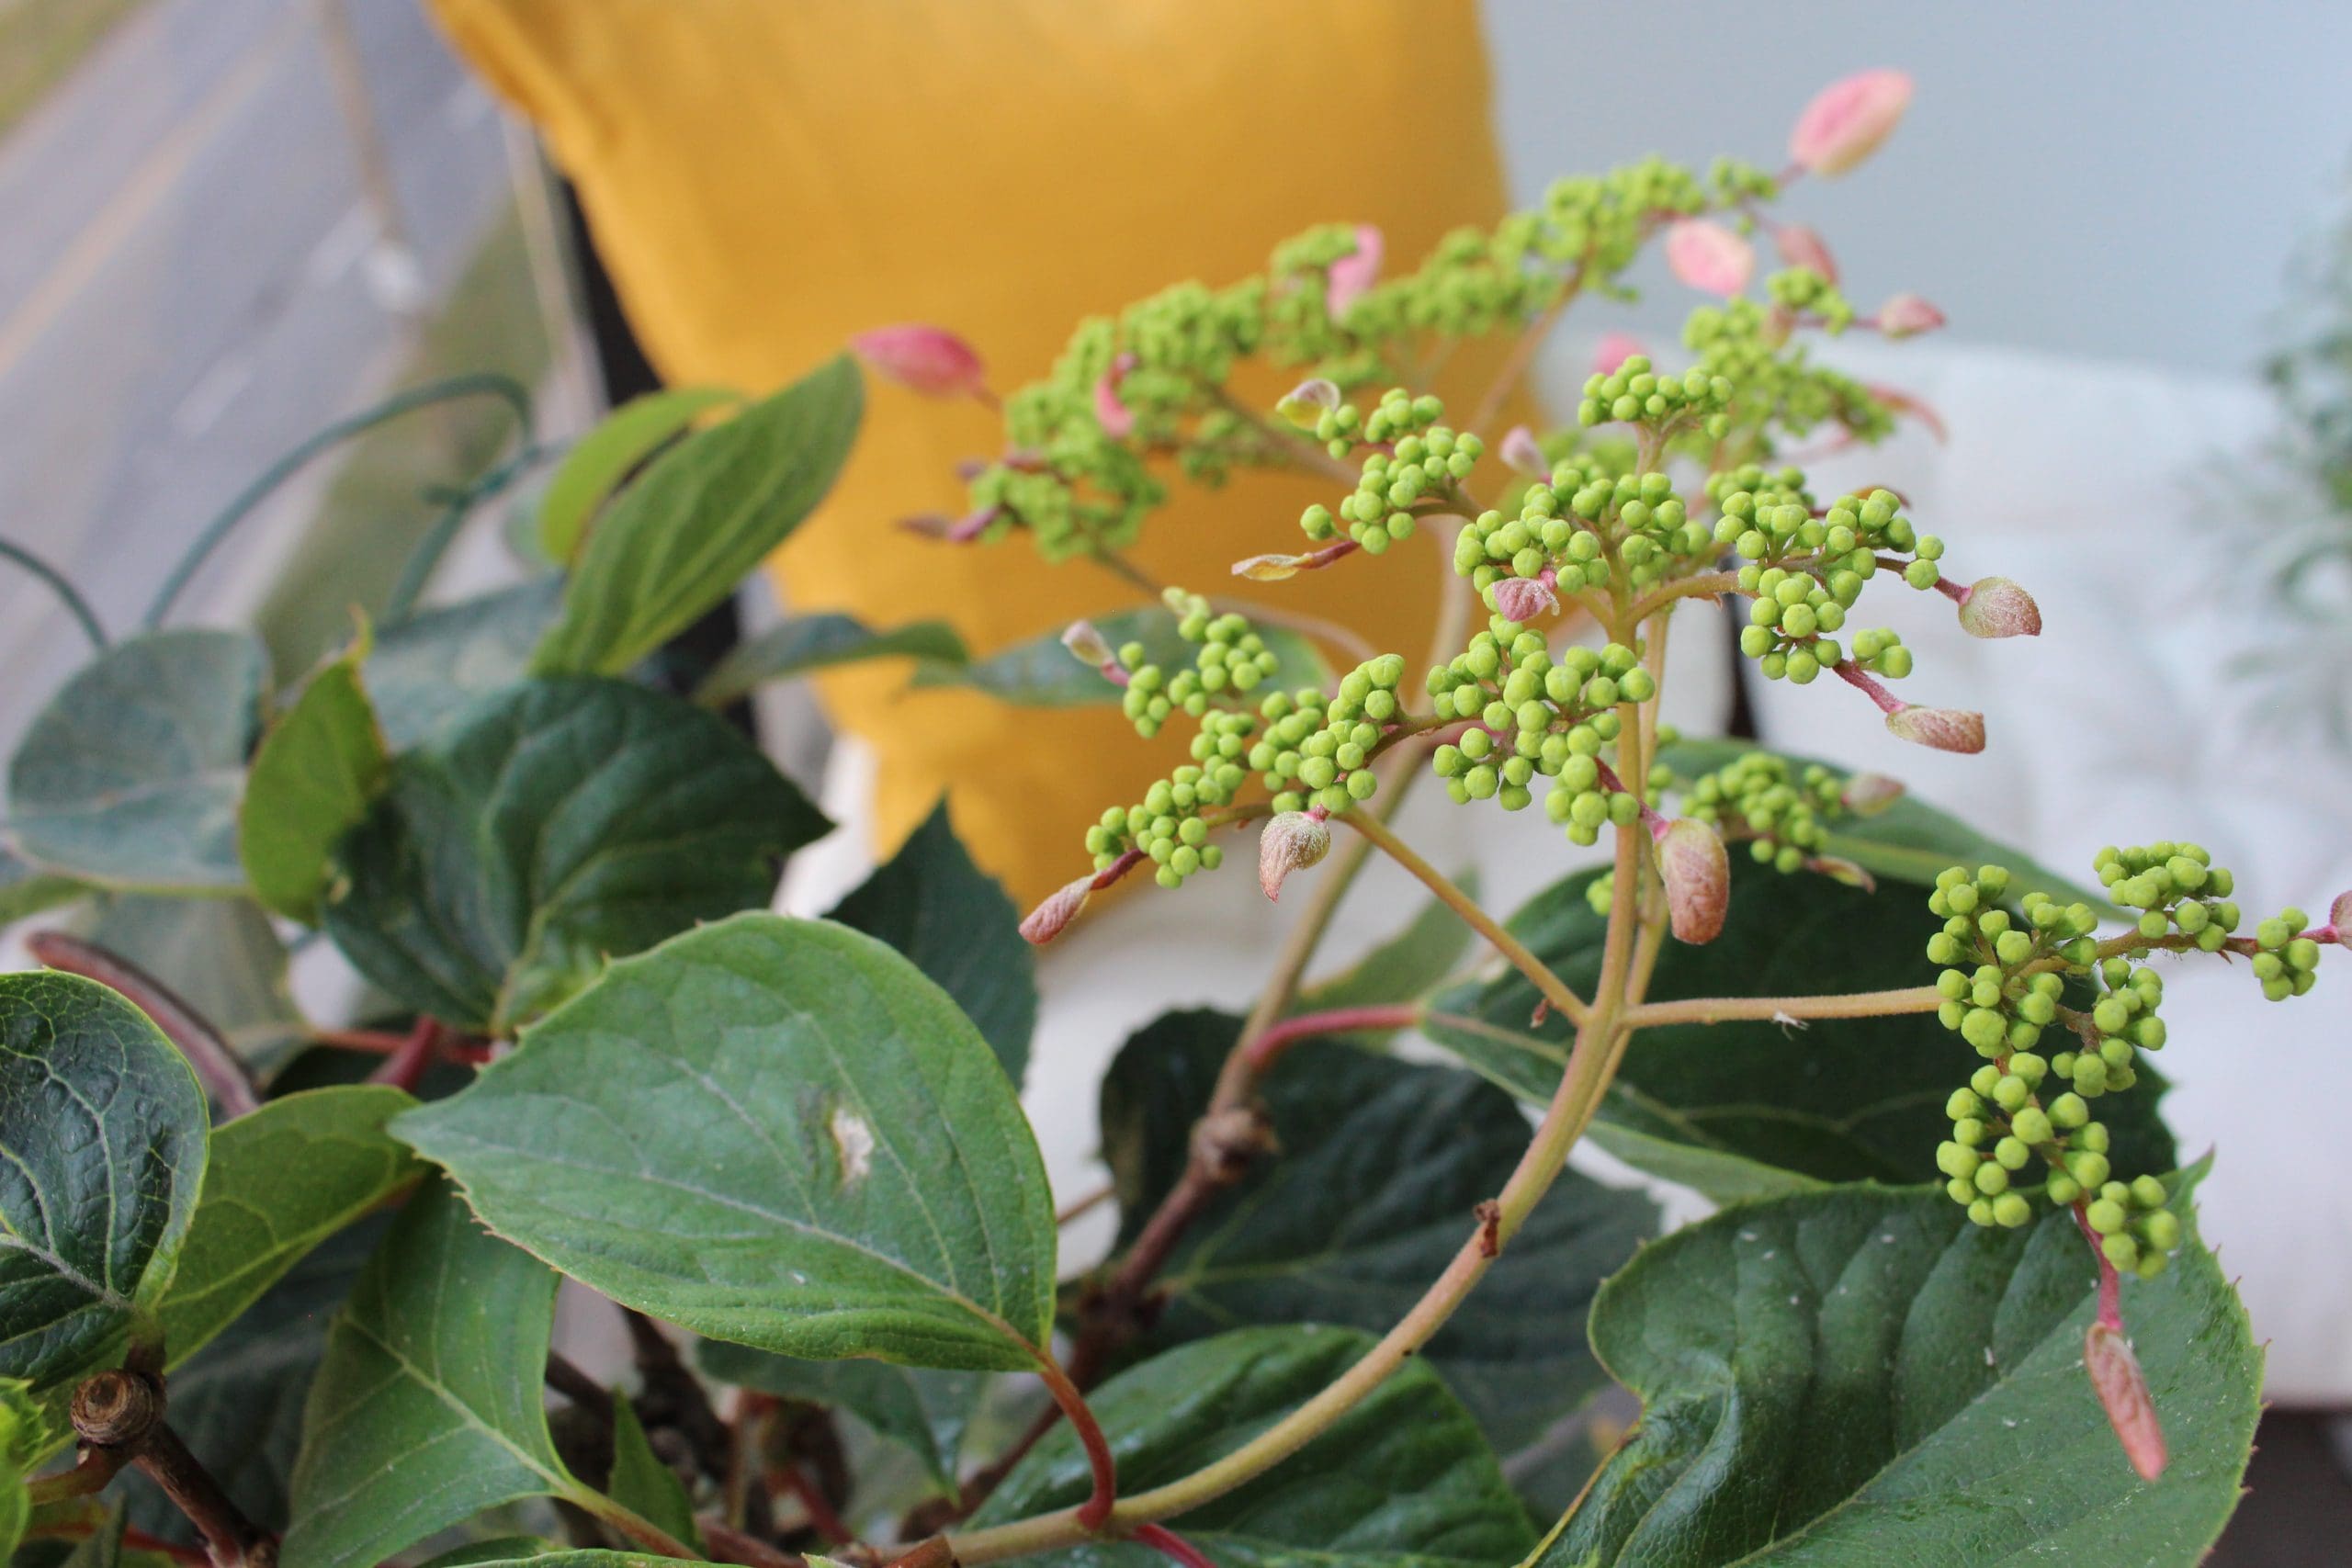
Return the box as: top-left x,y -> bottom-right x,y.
1033,1351 -> 1118,1529
1622,984 -> 1946,1028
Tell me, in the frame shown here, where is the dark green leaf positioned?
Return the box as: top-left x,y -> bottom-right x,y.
1656,737 -> 2116,912
538,387 -> 741,564
240,650 -> 390,924
410,1537 -> 560,1568
1101,1012 -> 1655,1453
52,1499 -> 118,1568
1424,860 -> 2176,1201
532,358 -> 863,677
323,677 -> 829,1032
695,1339 -> 978,1495
0,850 -> 84,928
283,1179 -> 584,1568
6,631 -> 266,892
0,974 -> 206,1394
394,914 -> 1059,1372
0,1381 -> 39,1559
156,1087 -> 421,1367
1533,1172 -> 2256,1566
692,614 -> 967,709
970,1326 -> 1536,1566
915,604 -> 1329,708
606,1393 -> 699,1552
826,805 -> 1035,1085
84,896 -> 303,1076
368,580 -> 563,750
1293,875 -> 1478,1035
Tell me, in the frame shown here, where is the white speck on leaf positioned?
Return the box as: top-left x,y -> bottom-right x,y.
830,1105 -> 876,1185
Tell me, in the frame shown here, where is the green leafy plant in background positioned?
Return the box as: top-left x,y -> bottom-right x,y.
0,65 -> 2336,1568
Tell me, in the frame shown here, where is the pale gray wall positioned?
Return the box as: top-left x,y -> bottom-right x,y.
1481,0 -> 2352,374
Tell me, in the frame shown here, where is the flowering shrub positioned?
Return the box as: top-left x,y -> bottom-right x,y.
0,66 -> 2334,1568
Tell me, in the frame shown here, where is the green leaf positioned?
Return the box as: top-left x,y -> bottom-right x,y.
695,1339 -> 978,1495
916,604 -> 1329,708
84,896 -> 304,1076
0,850 -> 84,928
532,357 -> 863,677
394,913 -> 1058,1372
0,973 -> 206,1394
538,387 -> 741,564
1531,1174 -> 2257,1566
607,1392 -> 701,1552
6,631 -> 266,892
692,614 -> 969,708
52,1499 -> 119,1568
1101,1012 -> 1656,1454
0,1381 -> 39,1560
368,580 -> 563,750
1293,874 -> 1479,1034
323,677 -> 830,1032
826,805 -> 1035,1085
240,649 -> 390,924
1424,860 -> 2176,1202
156,1087 -> 421,1368
283,1179 -> 582,1568
1656,737 -> 2116,912
969,1325 -> 1536,1566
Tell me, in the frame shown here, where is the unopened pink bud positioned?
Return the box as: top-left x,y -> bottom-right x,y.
1490,573 -> 1559,624
1275,378 -> 1341,429
1259,812 -> 1331,902
2327,891 -> 2351,943
2084,1323 -> 2168,1482
898,513 -> 954,541
1789,69 -> 1913,178
1666,220 -> 1754,299
1956,576 -> 2041,639
1232,552 -> 1306,582
1326,225 -> 1384,317
1093,352 -> 1137,438
1060,619 -> 1114,669
1020,874 -> 1093,945
1875,291 -> 1947,339
1806,854 -> 1875,892
1885,705 -> 1986,754
1839,772 -> 1905,816
1773,223 -> 1840,284
946,505 -> 1002,544
1592,332 -> 1646,375
1500,424 -> 1549,477
1653,818 -> 1730,944
1866,381 -> 1948,443
851,323 -> 989,400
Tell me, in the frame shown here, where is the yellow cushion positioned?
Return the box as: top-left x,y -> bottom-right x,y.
429,0 -> 1539,905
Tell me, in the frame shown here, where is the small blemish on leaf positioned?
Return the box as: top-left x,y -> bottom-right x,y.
830,1104 -> 875,1186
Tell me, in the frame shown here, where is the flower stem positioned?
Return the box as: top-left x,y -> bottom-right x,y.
1242,1002 -> 1424,1071
1033,1350 -> 1118,1529
26,932 -> 261,1119
1621,985 -> 1946,1027
0,536 -> 107,649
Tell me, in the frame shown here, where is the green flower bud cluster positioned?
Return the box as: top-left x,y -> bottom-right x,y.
1451,457 -> 1720,611
1764,266 -> 1856,332
1574,354 -> 1735,440
1683,286 -> 1894,455
2052,958 -> 2163,1100
1925,870 -> 2099,1058
2093,841 -> 2243,950
2252,907 -> 2325,1001
1424,634 -> 1659,840
1713,480 -> 1944,683
1248,654 -> 1409,814
1115,589 -> 1285,740
1085,777 -> 1235,891
1939,1066 -> 2178,1277
1682,752 -> 1845,874
1298,393 -> 1484,556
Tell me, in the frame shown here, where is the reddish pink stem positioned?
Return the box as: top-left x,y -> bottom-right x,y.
368,1018 -> 442,1091
1592,758 -> 1669,834
1091,849 -> 1148,893
1133,1525 -> 1216,1568
2070,1201 -> 2125,1331
1833,660 -> 1906,716
1244,1003 -> 1423,1071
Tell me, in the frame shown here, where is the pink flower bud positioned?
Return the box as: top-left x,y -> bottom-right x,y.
1866,381 -> 1948,443
1805,854 -> 1876,892
946,505 -> 1002,544
2084,1323 -> 2168,1483
1499,424 -> 1549,477
1259,812 -> 1331,902
1875,291 -> 1947,339
1839,772 -> 1905,816
1489,573 -> 1559,624
1665,220 -> 1755,299
851,324 -> 989,400
1060,619 -> 1114,670
1884,705 -> 1986,754
2327,891 -> 2351,944
1275,378 -> 1341,429
1093,352 -> 1137,438
1020,874 -> 1093,945
1592,332 -> 1646,375
1239,553 -> 1313,582
1789,69 -> 1913,178
1326,225 -> 1384,318
1956,576 -> 2041,639
1773,223 -> 1841,284
898,513 -> 954,540
1652,818 -> 1730,944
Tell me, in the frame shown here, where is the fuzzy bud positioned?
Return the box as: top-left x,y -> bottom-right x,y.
1592,332 -> 1645,375
851,324 -> 988,400
1885,705 -> 1986,754
2328,890 -> 2351,944
1665,220 -> 1754,299
1875,291 -> 1947,339
1806,854 -> 1876,891
1020,874 -> 1093,945
1276,378 -> 1341,429
2084,1323 -> 2168,1482
1060,619 -> 1114,670
1653,818 -> 1730,944
1259,812 -> 1331,902
1499,424 -> 1549,477
1789,69 -> 1914,178
1839,773 -> 1905,816
1956,576 -> 2041,639
1233,552 -> 1306,582
1490,572 -> 1559,624
1866,381 -> 1948,442
1773,222 -> 1840,284
1093,352 -> 1137,438
1326,225 -> 1384,316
